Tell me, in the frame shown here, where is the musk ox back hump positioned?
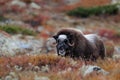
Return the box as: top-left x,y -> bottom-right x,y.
84,34 -> 105,60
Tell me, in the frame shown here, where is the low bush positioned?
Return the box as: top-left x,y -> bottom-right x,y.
0,25 -> 36,36
67,4 -> 119,17
0,54 -> 120,80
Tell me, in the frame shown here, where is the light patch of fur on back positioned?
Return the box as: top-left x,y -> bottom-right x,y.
84,34 -> 97,43
58,35 -> 67,40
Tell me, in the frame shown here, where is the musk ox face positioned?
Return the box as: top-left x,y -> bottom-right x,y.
53,34 -> 74,56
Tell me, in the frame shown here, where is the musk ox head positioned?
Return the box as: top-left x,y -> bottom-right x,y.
53,34 -> 74,56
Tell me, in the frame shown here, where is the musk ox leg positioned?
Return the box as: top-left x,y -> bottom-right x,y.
99,41 -> 105,59
91,54 -> 98,61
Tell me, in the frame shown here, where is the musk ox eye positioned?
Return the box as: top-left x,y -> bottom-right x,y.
64,39 -> 68,42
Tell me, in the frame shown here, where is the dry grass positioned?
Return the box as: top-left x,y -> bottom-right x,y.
0,54 -> 120,80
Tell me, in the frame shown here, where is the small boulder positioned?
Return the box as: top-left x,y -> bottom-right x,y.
34,76 -> 50,80
80,65 -> 109,76
30,2 -> 41,9
10,0 -> 26,8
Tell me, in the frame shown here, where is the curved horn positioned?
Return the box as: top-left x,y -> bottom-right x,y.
68,42 -> 74,46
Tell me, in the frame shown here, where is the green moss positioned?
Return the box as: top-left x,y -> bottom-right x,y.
0,25 -> 36,36
0,16 -> 7,21
67,4 -> 119,17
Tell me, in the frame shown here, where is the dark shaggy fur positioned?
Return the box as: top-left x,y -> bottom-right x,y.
53,28 -> 105,61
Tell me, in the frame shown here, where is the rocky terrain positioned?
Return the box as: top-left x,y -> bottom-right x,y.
0,0 -> 120,80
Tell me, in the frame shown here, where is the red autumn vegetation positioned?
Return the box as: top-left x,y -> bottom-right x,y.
56,0 -> 111,11
0,54 -> 120,80
0,0 -> 119,80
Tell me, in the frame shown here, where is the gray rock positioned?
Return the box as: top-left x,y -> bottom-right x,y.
45,38 -> 56,53
5,72 -> 19,80
5,75 -> 12,80
34,76 -> 50,80
14,65 -> 22,71
114,46 -> 120,54
41,65 -> 49,72
33,66 -> 40,72
0,33 -> 43,56
64,0 -> 80,5
111,0 -> 120,4
80,65 -> 109,76
10,0 -> 26,8
58,67 -> 72,75
30,2 -> 41,9
37,26 -> 44,33
113,54 -> 120,59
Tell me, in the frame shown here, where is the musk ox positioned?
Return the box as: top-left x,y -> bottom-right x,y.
53,28 -> 105,61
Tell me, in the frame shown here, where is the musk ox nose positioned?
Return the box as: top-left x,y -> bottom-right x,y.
57,42 -> 65,49
58,44 -> 64,50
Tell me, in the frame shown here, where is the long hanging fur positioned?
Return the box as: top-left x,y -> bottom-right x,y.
53,28 -> 105,61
